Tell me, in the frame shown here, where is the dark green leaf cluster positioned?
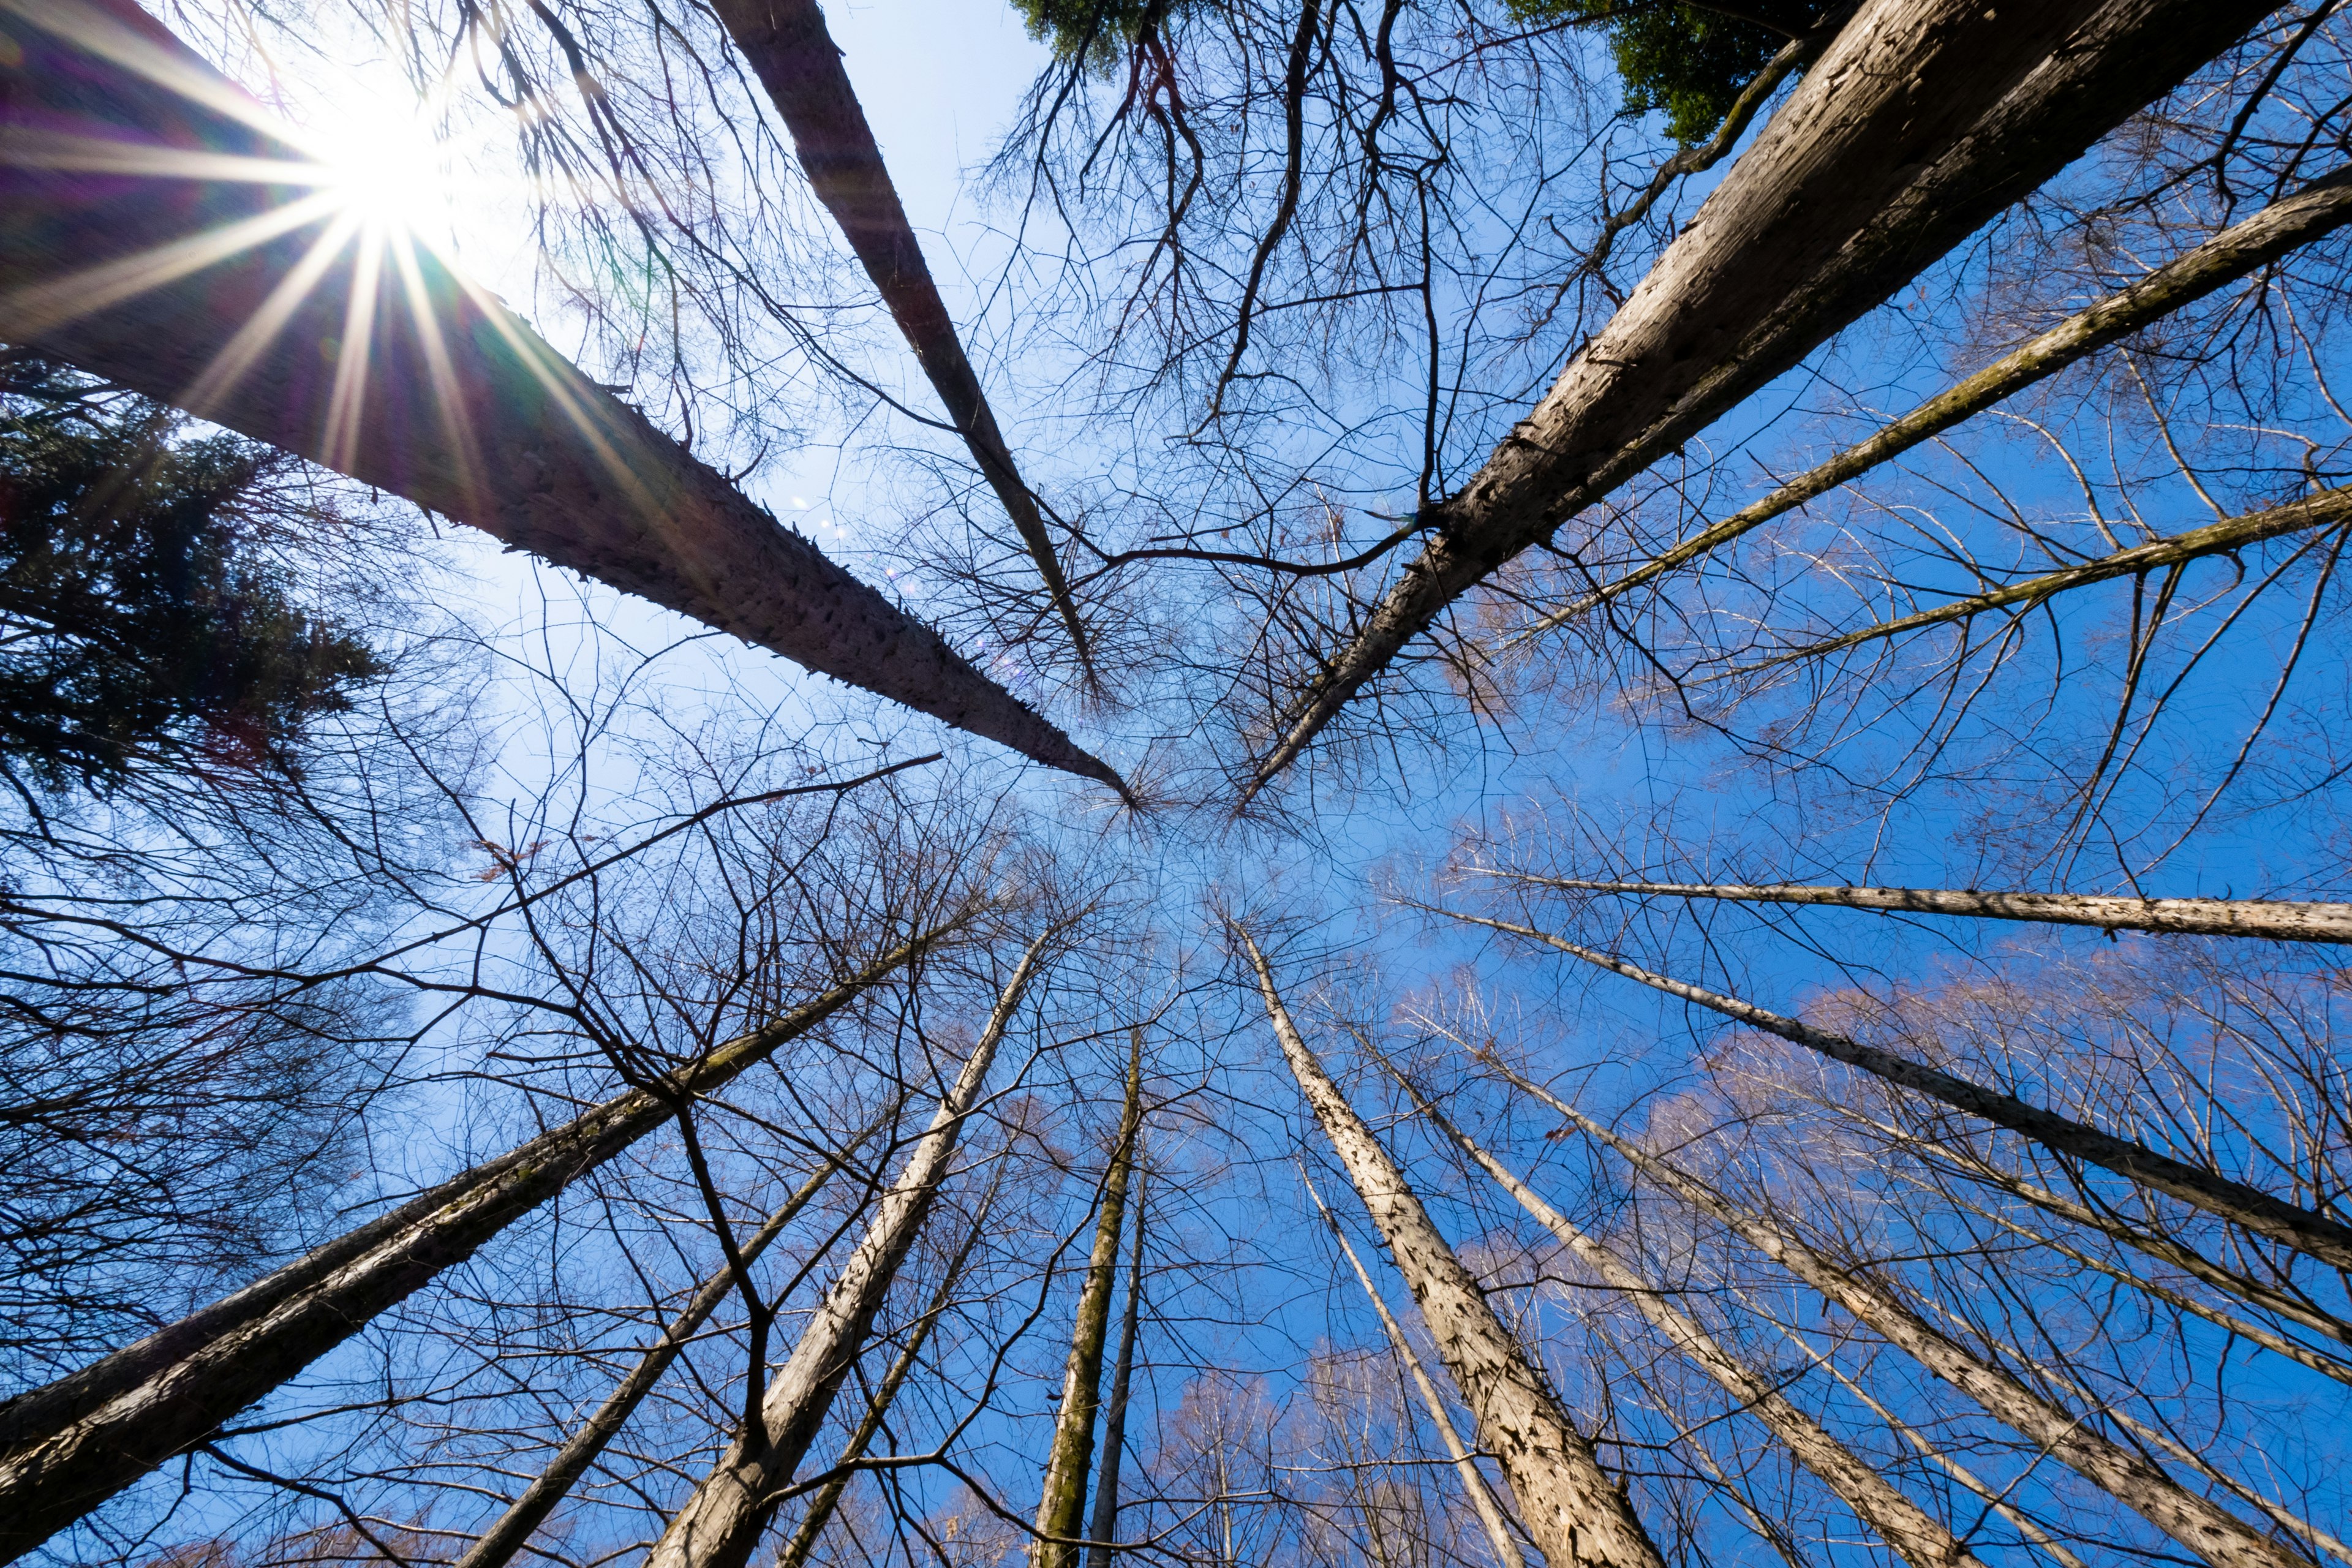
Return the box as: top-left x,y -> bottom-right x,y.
1012,0 -> 1205,70
0,355 -> 387,795
1507,1 -> 1829,143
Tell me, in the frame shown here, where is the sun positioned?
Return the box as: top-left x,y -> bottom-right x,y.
308,86 -> 453,239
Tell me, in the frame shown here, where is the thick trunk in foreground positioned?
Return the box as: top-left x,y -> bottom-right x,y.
1428,905 -> 2352,1272
708,0 -> 1095,684
1235,925 -> 1665,1568
457,1140 -> 875,1568
643,930 -> 1056,1568
1031,1030 -> 1146,1568
1506,1068 -> 2303,1568
0,0 -> 1123,791
1507,168 -> 2352,643
1489,875 -> 2352,944
1084,1167 -> 1147,1568
1410,1090 -> 1981,1568
1305,1173 -> 1528,1568
0,927 -> 952,1561
1246,0 -> 2281,794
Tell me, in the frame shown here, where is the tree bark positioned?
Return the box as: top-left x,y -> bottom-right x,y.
1484,874 -> 2352,943
1504,1066 -> 2305,1568
1245,0 -> 2283,795
643,929 -> 1056,1568
0,925 -> 954,1561
1084,1166 -> 1147,1568
0,0 -> 1124,791
705,0 -> 1096,684
1507,167 -> 2352,643
1234,924 -> 1667,1568
1032,1029 -> 1146,1568
1303,1172 -> 1529,1568
1427,905 -> 2352,1272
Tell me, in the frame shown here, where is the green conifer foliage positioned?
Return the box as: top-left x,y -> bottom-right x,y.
1506,1 -> 1830,143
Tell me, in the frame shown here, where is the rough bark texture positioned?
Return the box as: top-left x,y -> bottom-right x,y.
643,931 -> 1054,1568
707,0 -> 1095,680
1031,1030 -> 1145,1568
1513,168 -> 2352,639
1084,1168 -> 1146,1568
456,1148 -> 866,1568
0,930 -> 948,1561
0,0 -> 1124,790
1433,907 -> 2352,1272
1305,1174 -> 1528,1568
1246,0 -> 2283,794
1494,876 -> 2352,943
1415,1095 -> 1980,1568
1236,926 -> 1666,1568
1507,1071 -> 2303,1568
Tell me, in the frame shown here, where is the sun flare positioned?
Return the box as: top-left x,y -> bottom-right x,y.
309,89 -> 451,239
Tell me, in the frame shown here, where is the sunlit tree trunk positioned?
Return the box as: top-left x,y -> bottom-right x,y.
0,0 -> 1125,790
1033,1029 -> 1147,1568
643,929 -> 1057,1568
1502,1065 -> 2304,1568
1085,1164 -> 1147,1568
1235,924 -> 1666,1568
1245,0 -> 2282,793
0,925 -> 956,1562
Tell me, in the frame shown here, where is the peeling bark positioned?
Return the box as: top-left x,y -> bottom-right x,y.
1235,924 -> 1666,1568
1245,0 -> 2282,794
0,0 -> 1124,788
643,930 -> 1056,1568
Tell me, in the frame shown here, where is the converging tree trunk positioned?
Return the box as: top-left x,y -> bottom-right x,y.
0,0 -> 1126,790
643,928 -> 1058,1568
1032,1028 -> 1146,1568
0,925 -> 958,1561
1085,1164 -> 1147,1568
1246,0 -> 2283,793
1235,923 -> 1667,1568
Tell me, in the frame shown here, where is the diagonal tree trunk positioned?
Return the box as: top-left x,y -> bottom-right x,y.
1243,0 -> 2283,795
1234,922 -> 1667,1568
1480,873 -> 2352,943
456,1133 -> 881,1568
643,927 -> 1058,1568
1422,904 -> 2352,1272
1502,1066 -> 2303,1568
707,0 -> 1097,685
0,0 -> 1125,791
1405,1085 -> 1985,1568
1084,1163 -> 1147,1568
0,924 -> 959,1561
1502,167 -> 2352,646
1303,1170 -> 1529,1568
775,1161 -> 1008,1568
1032,1028 -> 1147,1568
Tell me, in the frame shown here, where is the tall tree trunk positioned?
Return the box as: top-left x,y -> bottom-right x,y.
1244,0 -> 2283,794
1084,1164 -> 1147,1568
1407,1087 -> 1983,1568
1477,875 -> 2352,943
0,0 -> 1125,791
774,1163 -> 1007,1568
1234,924 -> 1667,1568
1501,1065 -> 2304,1568
1427,905 -> 2352,1272
1032,1030 -> 1147,1568
456,1139 -> 876,1568
707,0 -> 1097,685
1504,167 -> 2352,644
0,925 -> 956,1561
1303,1172 -> 1529,1568
643,929 -> 1057,1568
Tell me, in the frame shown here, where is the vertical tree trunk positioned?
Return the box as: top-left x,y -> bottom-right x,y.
0,926 -> 955,1562
1033,1030 -> 1147,1568
1501,1065 -> 2303,1568
0,0 -> 1125,789
1084,1164 -> 1147,1568
643,929 -> 1057,1568
1234,924 -> 1666,1568
1245,0 -> 2283,793
1303,1172 -> 1528,1568
1411,1088 -> 1983,1568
